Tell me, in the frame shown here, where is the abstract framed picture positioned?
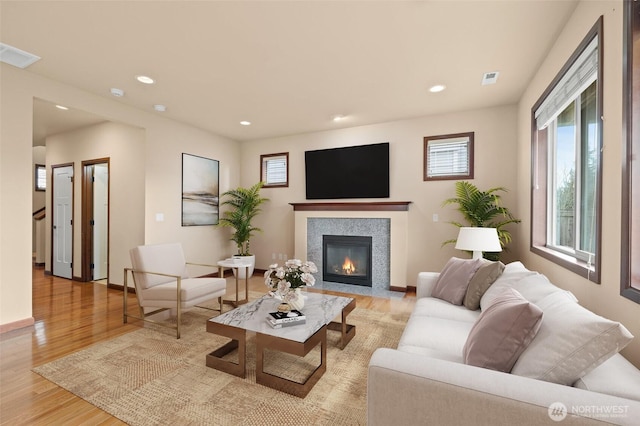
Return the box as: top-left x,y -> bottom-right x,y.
181,153 -> 219,226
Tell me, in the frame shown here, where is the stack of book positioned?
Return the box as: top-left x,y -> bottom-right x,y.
266,310 -> 306,328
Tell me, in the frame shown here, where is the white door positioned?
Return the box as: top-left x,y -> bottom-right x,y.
53,166 -> 73,279
92,164 -> 108,280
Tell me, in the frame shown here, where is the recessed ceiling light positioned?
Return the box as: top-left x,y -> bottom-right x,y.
55,105 -> 69,110
153,104 -> 166,112
240,121 -> 251,126
429,85 -> 446,93
110,88 -> 124,97
136,75 -> 155,84
332,115 -> 346,122
0,42 -> 40,69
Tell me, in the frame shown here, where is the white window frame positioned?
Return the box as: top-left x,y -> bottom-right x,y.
545,85 -> 596,265
260,152 -> 288,188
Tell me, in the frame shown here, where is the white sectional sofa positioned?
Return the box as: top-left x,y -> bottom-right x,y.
368,261 -> 640,425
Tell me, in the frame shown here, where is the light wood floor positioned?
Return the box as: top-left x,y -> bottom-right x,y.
0,263 -> 416,425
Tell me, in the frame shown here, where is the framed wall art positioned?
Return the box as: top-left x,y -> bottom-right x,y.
181,153 -> 219,226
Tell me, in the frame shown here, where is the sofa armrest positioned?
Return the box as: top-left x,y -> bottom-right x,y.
368,348 -> 640,426
416,272 -> 439,299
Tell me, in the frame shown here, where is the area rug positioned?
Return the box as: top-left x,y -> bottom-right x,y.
33,304 -> 408,425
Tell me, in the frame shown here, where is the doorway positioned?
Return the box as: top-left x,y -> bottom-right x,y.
52,164 -> 74,279
82,159 -> 109,282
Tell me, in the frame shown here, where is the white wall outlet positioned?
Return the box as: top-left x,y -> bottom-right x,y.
432,213 -> 439,222
272,253 -> 276,260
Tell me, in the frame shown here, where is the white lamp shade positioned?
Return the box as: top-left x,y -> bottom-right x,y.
455,227 -> 502,254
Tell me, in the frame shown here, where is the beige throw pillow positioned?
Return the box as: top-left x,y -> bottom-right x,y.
511,291 -> 634,385
463,261 -> 505,310
431,257 -> 484,305
463,288 -> 544,373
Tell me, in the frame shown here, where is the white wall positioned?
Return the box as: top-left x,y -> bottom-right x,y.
46,121 -> 145,282
240,104 -> 520,287
516,0 -> 639,367
0,63 -> 239,330
32,146 -> 46,252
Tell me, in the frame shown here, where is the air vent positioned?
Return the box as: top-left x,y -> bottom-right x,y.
0,43 -> 41,69
482,71 -> 499,85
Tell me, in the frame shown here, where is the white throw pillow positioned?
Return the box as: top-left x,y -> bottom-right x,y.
508,273 -> 566,304
511,291 -> 634,385
480,261 -> 537,310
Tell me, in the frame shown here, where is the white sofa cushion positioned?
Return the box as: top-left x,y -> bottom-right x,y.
573,354 -> 640,402
463,288 -> 543,373
512,291 -> 634,385
412,297 -> 480,323
398,315 -> 474,361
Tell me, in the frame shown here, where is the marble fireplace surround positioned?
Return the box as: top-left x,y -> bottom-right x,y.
291,202 -> 410,292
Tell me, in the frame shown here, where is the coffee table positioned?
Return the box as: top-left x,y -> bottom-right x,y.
206,292 -> 356,397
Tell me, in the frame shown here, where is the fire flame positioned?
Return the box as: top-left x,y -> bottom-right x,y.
342,256 -> 356,275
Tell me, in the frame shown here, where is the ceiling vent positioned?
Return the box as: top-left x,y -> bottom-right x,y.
0,43 -> 41,69
482,71 -> 499,85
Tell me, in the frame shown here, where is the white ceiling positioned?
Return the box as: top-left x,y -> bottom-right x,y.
1,1 -> 578,144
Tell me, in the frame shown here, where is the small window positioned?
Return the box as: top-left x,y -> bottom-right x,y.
423,132 -> 474,181
260,152 -> 288,188
35,164 -> 46,191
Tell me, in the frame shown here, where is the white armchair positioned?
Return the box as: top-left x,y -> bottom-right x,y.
123,243 -> 227,338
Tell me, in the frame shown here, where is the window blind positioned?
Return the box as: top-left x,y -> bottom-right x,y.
264,157 -> 287,184
535,37 -> 598,130
427,139 -> 469,177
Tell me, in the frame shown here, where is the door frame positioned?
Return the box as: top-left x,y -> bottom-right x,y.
50,162 -> 74,278
81,158 -> 110,282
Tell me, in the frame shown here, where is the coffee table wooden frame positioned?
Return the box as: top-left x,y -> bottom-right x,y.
206,297 -> 356,397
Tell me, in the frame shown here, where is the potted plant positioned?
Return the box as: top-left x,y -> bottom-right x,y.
218,181 -> 268,278
441,181 -> 520,260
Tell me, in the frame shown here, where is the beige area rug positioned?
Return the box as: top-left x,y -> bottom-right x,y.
33,300 -> 408,425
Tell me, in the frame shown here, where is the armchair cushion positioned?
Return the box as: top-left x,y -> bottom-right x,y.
140,277 -> 227,307
130,243 -> 188,289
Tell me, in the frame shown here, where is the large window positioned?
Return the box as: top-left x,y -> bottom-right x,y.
531,17 -> 603,283
622,0 -> 640,303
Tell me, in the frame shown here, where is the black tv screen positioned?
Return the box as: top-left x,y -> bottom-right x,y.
305,142 -> 390,199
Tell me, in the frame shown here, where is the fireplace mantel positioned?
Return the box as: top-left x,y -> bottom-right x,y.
290,201 -> 411,212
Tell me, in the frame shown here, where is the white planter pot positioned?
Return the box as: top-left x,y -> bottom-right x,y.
232,255 -> 255,279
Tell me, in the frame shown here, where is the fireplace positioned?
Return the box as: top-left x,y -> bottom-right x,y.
322,235 -> 372,287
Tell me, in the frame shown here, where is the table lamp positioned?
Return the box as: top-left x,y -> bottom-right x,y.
455,227 -> 502,260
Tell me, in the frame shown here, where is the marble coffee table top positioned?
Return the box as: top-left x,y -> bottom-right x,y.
208,292 -> 354,343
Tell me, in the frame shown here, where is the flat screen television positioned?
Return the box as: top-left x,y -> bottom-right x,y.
305,142 -> 390,199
